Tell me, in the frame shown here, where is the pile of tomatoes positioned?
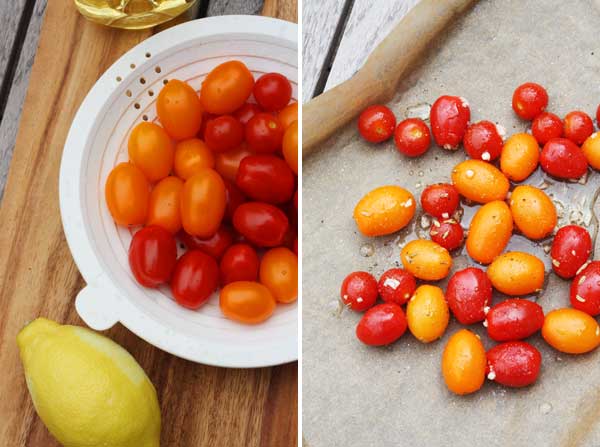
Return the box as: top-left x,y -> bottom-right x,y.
105,60 -> 298,325
345,83 -> 600,394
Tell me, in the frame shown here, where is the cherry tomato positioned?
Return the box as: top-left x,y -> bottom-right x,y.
542,308 -> 600,354
204,115 -> 245,153
282,120 -> 298,174
512,82 -> 548,120
198,111 -> 218,140
452,160 -> 509,203
429,95 -> 470,150
259,247 -> 298,303
500,133 -> 540,181
531,112 -> 562,145
377,268 -> 416,306
406,285 -> 449,343
357,105 -> 396,143
420,183 -> 459,219
278,102 -> 298,129
485,299 -> 544,342
401,239 -> 452,281
442,329 -> 486,395
463,120 -> 503,161
170,250 -> 219,309
393,118 -> 431,156
180,169 -> 226,238
215,145 -> 253,183
354,186 -> 415,236
129,226 -> 177,287
105,162 -> 150,226
486,342 -> 541,388
220,243 -> 259,285
429,219 -> 464,251
597,104 -> 600,127
571,261 -> 600,316
174,138 -> 214,180
551,225 -> 592,279
356,303 -> 407,346
220,281 -> 276,324
466,200 -> 512,265
487,252 -> 545,296
232,202 -> 289,247
236,155 -> 295,204
147,176 -> 183,234
179,225 -> 233,259
340,271 -> 378,311
223,179 -> 246,220
127,122 -> 174,182
446,267 -> 491,325
253,72 -> 292,112
509,185 -> 556,240
582,131 -> 600,170
564,110 -> 594,145
245,113 -> 285,153
200,60 -> 254,115
234,102 -> 262,125
540,138 -> 588,179
157,79 -> 203,140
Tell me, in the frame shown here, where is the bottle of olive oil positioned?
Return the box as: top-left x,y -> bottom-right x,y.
74,0 -> 197,29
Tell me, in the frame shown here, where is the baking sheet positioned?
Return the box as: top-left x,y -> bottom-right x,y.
302,1 -> 600,446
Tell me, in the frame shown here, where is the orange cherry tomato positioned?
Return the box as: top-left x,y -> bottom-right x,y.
157,79 -> 203,140
200,61 -> 254,115
542,308 -> 600,354
220,281 -> 276,324
466,200 -> 513,265
278,102 -> 298,129
259,247 -> 298,303
215,144 -> 253,182
128,122 -> 174,182
282,120 -> 298,174
353,186 -> 415,236
147,176 -> 183,234
105,162 -> 150,226
180,168 -> 226,238
174,138 -> 215,180
451,160 -> 509,203
442,329 -> 486,395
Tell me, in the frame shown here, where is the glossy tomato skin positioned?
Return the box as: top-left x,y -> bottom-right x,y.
171,250 -> 219,309
356,303 -> 407,346
223,180 -> 246,220
393,118 -> 431,156
430,219 -> 464,251
463,120 -> 503,161
277,102 -> 298,129
531,112 -> 563,145
147,176 -> 183,234
429,95 -> 470,149
551,225 -> 592,278
512,82 -> 548,120
220,243 -> 259,285
236,155 -> 295,204
200,61 -> 254,115
105,162 -> 150,226
215,145 -> 253,183
129,226 -> 177,288
174,138 -> 215,180
220,281 -> 276,324
540,138 -> 588,179
234,102 -> 262,125
486,342 -> 541,387
259,247 -> 298,303
446,267 -> 492,325
358,105 -> 396,143
232,202 -> 289,247
282,120 -> 298,174
157,79 -> 203,140
571,261 -> 600,315
180,168 -> 226,238
245,113 -> 285,153
204,115 -> 244,153
420,183 -> 460,219
340,271 -> 378,311
486,299 -> 544,341
377,268 -> 416,306
179,225 -> 233,259
564,110 -> 594,145
253,73 -> 292,112
128,122 -> 175,182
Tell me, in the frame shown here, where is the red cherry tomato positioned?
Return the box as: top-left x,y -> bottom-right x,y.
235,155 -> 295,204
571,261 -> 600,315
430,219 -> 464,251
356,303 -> 407,346
128,226 -> 177,288
245,113 -> 284,153
377,268 -> 416,306
429,95 -> 470,149
340,271 -> 377,311
357,105 -> 396,143
486,341 -> 541,387
540,138 -> 588,179
446,267 -> 492,325
234,102 -> 263,125
219,243 -> 259,285
204,115 -> 244,153
564,110 -> 594,145
232,202 -> 289,247
179,225 -> 233,259
485,299 -> 544,341
420,183 -> 460,219
215,145 -> 253,183
463,120 -> 503,161
550,225 -> 592,278
597,104 -> 600,127
170,250 -> 219,309
157,79 -> 203,140
512,82 -> 548,120
531,112 -> 563,145
393,118 -> 431,156
253,73 -> 292,112
223,180 -> 246,220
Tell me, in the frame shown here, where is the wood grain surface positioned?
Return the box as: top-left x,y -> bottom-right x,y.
0,0 -> 298,446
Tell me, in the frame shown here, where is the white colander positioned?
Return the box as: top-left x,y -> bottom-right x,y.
59,15 -> 298,368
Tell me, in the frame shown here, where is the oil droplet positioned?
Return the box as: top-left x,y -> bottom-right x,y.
415,181 -> 422,189
360,243 -> 375,257
539,402 -> 553,414
409,170 -> 414,176
327,299 -> 344,317
406,103 -> 431,121
418,171 -> 424,177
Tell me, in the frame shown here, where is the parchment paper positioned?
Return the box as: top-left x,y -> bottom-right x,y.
303,1 -> 600,446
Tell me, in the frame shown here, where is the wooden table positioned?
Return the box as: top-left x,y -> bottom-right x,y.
0,1 -> 297,446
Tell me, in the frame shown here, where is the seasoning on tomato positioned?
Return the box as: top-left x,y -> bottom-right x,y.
356,303 -> 407,346
200,60 -> 254,115
174,138 -> 215,180
486,341 -> 541,388
509,185 -> 556,240
442,329 -> 486,395
429,95 -> 470,150
170,250 -> 219,309
220,281 -> 276,324
357,105 -> 396,143
147,176 -> 183,234
512,82 -> 548,120
220,243 -> 259,285
282,120 -> 298,174
236,155 -> 295,205
550,225 -> 592,279
259,247 -> 298,303
564,110 -> 594,145
180,168 -> 226,238
204,115 -> 244,153
340,271 -> 378,312
406,285 -> 449,343
353,185 -> 415,236
463,120 -> 503,161
571,261 -> 600,316
157,79 -> 203,140
245,113 -> 285,153
105,162 -> 150,226
253,72 -> 292,112
485,299 -> 544,342
420,183 -> 459,219
487,252 -> 545,296
400,239 -> 452,281
232,202 -> 289,247
446,267 -> 492,325
451,160 -> 509,204
429,219 -> 464,251
531,112 -> 562,145
129,226 -> 177,288
393,118 -> 431,157
179,225 -> 233,260
377,268 -> 416,306
540,138 -> 588,179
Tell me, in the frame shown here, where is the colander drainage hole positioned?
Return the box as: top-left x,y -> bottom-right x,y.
155,66 -> 162,74
142,115 -> 148,121
125,90 -> 132,97
145,52 -> 151,58
163,79 -> 169,85
116,76 -> 122,82
130,63 -> 136,69
140,77 -> 146,85
134,103 -> 141,109
148,90 -> 154,97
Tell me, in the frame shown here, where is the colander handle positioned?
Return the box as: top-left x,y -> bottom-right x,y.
75,285 -> 121,331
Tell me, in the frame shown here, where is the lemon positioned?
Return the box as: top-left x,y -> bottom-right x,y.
17,318 -> 161,447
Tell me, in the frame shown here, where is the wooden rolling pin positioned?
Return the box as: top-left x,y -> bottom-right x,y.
302,0 -> 477,157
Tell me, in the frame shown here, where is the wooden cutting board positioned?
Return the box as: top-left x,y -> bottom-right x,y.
0,1 -> 297,446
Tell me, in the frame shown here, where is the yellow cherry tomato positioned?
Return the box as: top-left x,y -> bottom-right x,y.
400,239 -> 452,281
487,251 -> 545,295
259,247 -> 298,303
354,186 -> 415,236
542,308 -> 600,354
174,138 -> 215,180
406,285 -> 449,343
467,200 -> 513,265
128,122 -> 174,182
451,160 -> 509,203
509,185 -> 556,240
442,329 -> 486,395
500,133 -> 540,182
582,131 -> 600,170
